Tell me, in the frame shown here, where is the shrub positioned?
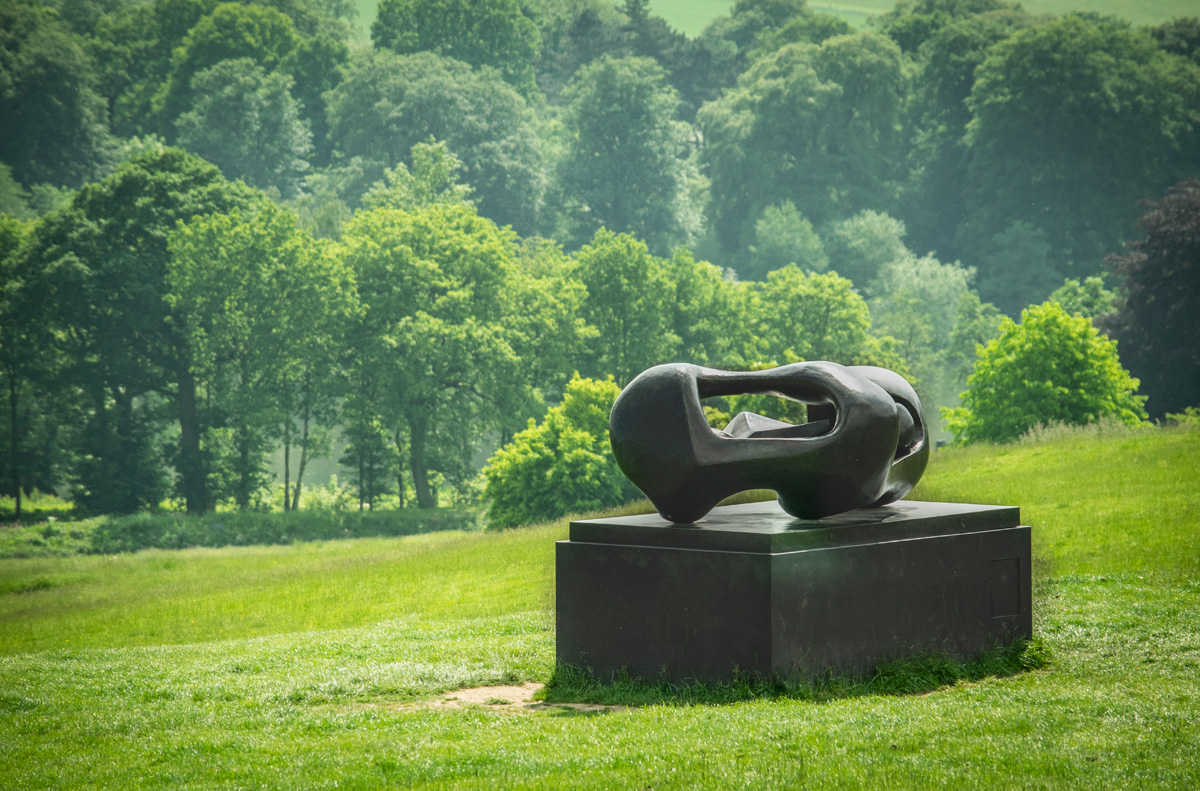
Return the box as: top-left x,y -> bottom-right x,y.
482,375 -> 636,529
943,302 -> 1147,444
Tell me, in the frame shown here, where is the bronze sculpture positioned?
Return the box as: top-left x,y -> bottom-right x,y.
608,362 -> 929,522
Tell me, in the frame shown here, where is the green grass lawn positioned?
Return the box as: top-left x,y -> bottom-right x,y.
1,424 -> 1198,788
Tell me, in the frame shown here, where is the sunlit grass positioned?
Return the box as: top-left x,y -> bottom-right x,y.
1,425 -> 1198,787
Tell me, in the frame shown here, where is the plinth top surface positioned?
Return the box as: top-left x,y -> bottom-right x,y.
569,499 -> 1021,553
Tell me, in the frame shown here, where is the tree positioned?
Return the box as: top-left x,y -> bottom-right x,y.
15,147 -> 258,514
753,266 -> 879,366
167,201 -> 356,510
699,33 -> 909,259
174,58 -> 312,198
361,139 -> 472,211
0,0 -> 113,187
663,247 -> 756,370
822,210 -> 910,287
325,50 -> 543,233
154,2 -> 301,131
747,201 -> 827,280
556,56 -> 693,253
1101,179 -> 1200,419
341,202 -> 526,508
963,14 -> 1200,271
973,220 -> 1061,317
572,229 -> 678,386
944,302 -> 1147,444
371,0 -> 540,95
482,375 -> 634,530
1048,277 -> 1115,321
280,32 -> 348,167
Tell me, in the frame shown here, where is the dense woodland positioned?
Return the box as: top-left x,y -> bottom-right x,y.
1,0 -> 1197,520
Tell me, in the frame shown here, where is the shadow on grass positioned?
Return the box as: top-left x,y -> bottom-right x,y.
543,636 -> 1050,708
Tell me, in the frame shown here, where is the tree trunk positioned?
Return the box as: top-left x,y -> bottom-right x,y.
177,366 -> 206,514
393,427 -> 404,509
237,422 -> 250,511
409,414 -> 435,509
283,427 -> 291,512
291,411 -> 310,511
8,374 -> 19,521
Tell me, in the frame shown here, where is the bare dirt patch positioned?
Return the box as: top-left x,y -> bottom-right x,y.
433,682 -> 629,713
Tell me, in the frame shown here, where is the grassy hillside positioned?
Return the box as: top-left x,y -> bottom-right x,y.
1,425 -> 1198,787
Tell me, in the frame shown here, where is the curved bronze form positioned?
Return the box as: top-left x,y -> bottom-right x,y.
608,362 -> 929,522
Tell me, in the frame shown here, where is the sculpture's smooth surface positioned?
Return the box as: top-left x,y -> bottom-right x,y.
608,362 -> 929,522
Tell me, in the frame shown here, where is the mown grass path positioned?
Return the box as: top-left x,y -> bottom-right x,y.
1,425 -> 1198,788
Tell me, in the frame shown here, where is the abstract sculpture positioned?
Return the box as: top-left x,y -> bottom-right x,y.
609,362 -> 929,522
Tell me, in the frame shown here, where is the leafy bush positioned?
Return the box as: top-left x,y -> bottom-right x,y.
943,302 -> 1147,444
482,375 -> 637,529
0,508 -> 481,558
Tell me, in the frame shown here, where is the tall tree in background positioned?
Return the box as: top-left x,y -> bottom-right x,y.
371,0 -> 541,95
174,58 -> 312,198
572,229 -> 679,386
15,148 -> 257,514
0,0 -> 113,187
699,32 -> 908,270
326,50 -> 543,232
1101,179 -> 1200,420
167,201 -> 357,510
557,56 -> 694,253
154,2 -> 301,132
342,203 -> 526,508
963,14 -> 1200,273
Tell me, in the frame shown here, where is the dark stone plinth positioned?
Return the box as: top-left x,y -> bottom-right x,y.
556,500 -> 1031,682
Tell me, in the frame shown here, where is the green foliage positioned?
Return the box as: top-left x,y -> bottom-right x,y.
371,0 -> 541,94
700,31 -> 908,257
964,14 -> 1200,269
0,0 -> 113,187
167,200 -> 357,510
822,209 -> 909,286
483,374 -> 632,530
974,220 -> 1061,316
342,202 -> 527,508
572,228 -> 678,385
556,55 -> 694,253
944,301 -> 1148,444
1048,276 -> 1116,320
361,139 -> 472,211
755,266 -> 876,365
15,147 -> 259,513
747,200 -> 827,279
155,2 -> 301,130
325,49 -> 542,232
0,506 -> 479,557
173,58 -> 312,198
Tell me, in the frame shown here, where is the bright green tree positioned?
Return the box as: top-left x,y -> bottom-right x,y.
341,202 -> 526,508
482,374 -> 633,530
1049,277 -> 1116,321
572,228 -> 679,386
371,0 -> 540,95
754,266 -> 877,365
167,201 -> 356,510
944,302 -> 1147,444
556,55 -> 692,253
361,139 -> 472,211
174,58 -> 312,198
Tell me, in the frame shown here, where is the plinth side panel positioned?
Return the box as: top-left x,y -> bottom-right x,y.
769,526 -> 1032,674
556,541 -> 772,680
